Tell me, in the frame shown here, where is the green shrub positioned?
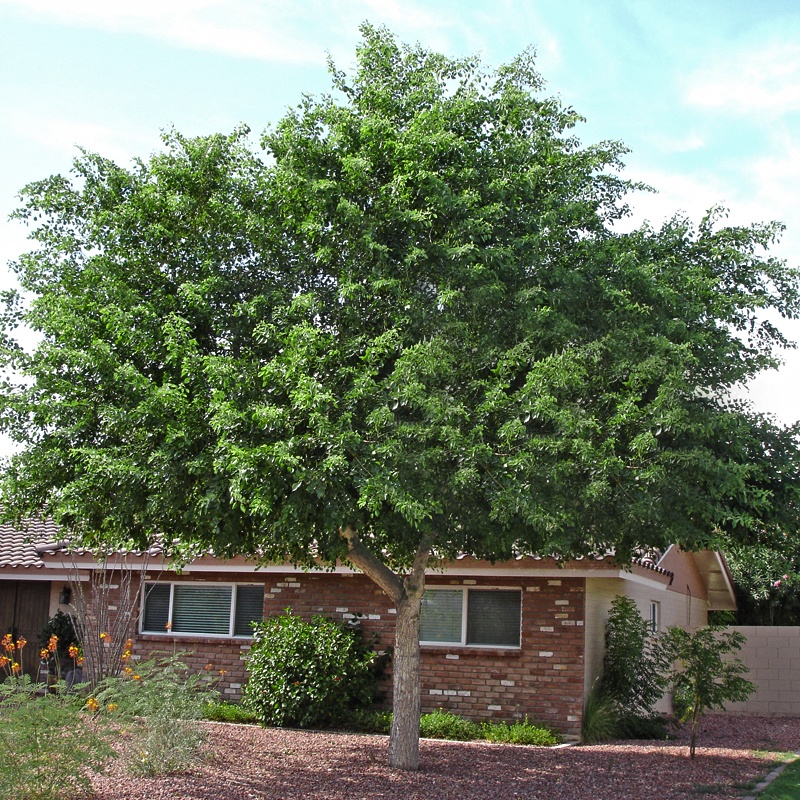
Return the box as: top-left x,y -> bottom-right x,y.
479,718 -> 559,746
203,700 -> 259,725
0,675 -> 113,799
420,710 -> 481,740
95,653 -> 220,776
243,612 -> 380,729
342,708 -> 393,734
128,715 -> 206,777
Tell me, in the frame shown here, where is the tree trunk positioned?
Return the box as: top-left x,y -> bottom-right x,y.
339,526 -> 432,771
388,585 -> 424,770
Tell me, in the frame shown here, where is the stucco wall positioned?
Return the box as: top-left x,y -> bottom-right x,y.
718,626 -> 800,716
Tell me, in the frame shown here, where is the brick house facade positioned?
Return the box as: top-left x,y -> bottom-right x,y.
2,522 -> 736,738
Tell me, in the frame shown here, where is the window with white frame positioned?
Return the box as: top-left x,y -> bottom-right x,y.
419,588 -> 521,648
141,582 -> 264,637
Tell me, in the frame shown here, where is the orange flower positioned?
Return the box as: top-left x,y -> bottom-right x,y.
40,648 -> 49,659
165,621 -> 173,631
86,697 -> 100,712
218,669 -> 227,677
77,657 -> 85,667
125,639 -> 133,650
11,662 -> 20,674
204,663 -> 213,671
2,633 -> 13,652
48,635 -> 58,653
132,674 -> 142,681
68,644 -> 80,659
15,637 -> 26,650
99,632 -> 108,640
123,666 -> 133,677
107,703 -> 118,712
0,655 -> 9,668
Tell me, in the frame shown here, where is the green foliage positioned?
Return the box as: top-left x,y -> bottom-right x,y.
0,676 -> 113,799
581,683 -> 620,743
95,653 -> 219,776
95,653 -> 220,720
478,718 -> 559,746
243,613 -> 380,729
597,596 -> 670,738
662,625 -> 756,759
202,700 -> 259,725
418,710 -> 558,745
419,709 -> 481,740
723,541 -> 800,625
340,708 -> 394,734
127,715 -> 207,778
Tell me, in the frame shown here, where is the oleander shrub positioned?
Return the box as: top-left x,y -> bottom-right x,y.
243,612 -> 380,729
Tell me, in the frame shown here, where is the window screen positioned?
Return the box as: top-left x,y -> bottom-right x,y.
173,585 -> 232,635
142,583 -> 170,632
420,590 -> 463,643
234,585 -> 264,636
467,590 -> 521,647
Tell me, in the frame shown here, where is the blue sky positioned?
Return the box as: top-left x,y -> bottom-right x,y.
1,0 -> 799,444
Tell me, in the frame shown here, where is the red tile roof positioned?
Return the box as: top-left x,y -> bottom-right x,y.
0,518 -> 61,569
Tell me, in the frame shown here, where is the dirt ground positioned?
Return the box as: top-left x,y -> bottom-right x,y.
91,714 -> 800,800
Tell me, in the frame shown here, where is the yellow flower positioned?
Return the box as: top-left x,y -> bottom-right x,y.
86,697 -> 100,712
132,674 -> 142,681
99,632 -> 107,640
107,703 -> 118,712
0,656 -> 9,668
2,633 -> 13,651
40,648 -> 49,659
165,621 -> 173,631
15,637 -> 26,650
11,662 -> 20,674
68,644 -> 80,659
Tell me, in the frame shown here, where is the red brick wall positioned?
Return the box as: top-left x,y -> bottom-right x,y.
120,570 -> 585,737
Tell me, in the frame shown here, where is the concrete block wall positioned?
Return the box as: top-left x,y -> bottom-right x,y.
720,626 -> 800,716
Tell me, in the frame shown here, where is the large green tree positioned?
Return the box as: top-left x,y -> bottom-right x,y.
3,26 -> 800,769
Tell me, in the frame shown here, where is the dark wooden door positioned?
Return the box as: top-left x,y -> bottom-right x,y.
0,580 -> 51,677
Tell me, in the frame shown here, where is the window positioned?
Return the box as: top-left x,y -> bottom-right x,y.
649,601 -> 661,634
420,588 -> 521,648
141,582 -> 264,637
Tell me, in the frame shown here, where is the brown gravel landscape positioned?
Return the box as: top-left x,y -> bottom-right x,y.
89,715 -> 800,800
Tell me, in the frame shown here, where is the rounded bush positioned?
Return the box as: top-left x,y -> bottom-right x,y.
243,612 -> 379,729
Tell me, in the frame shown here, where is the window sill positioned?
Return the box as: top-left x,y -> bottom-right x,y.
137,633 -> 253,646
420,645 -> 522,658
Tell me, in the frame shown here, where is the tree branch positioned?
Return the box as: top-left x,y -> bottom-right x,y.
339,527 -> 405,603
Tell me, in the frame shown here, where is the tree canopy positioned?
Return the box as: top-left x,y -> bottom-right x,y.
2,25 -> 800,768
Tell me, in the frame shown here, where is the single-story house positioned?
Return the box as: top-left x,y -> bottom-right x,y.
1,519 -> 736,738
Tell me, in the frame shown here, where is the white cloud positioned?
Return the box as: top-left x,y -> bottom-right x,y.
685,39 -> 800,115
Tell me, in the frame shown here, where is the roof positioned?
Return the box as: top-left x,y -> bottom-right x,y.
0,518 -> 61,569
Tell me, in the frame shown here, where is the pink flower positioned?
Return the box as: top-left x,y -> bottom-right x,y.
774,580 -> 782,587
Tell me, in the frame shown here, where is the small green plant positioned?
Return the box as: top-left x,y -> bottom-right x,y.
243,612 -> 380,729
0,674 -> 113,799
39,610 -> 81,678
581,682 -> 619,743
95,650 -> 220,776
203,700 -> 259,725
341,708 -> 393,734
479,718 -> 559,746
662,625 -> 755,759
420,709 -> 481,740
